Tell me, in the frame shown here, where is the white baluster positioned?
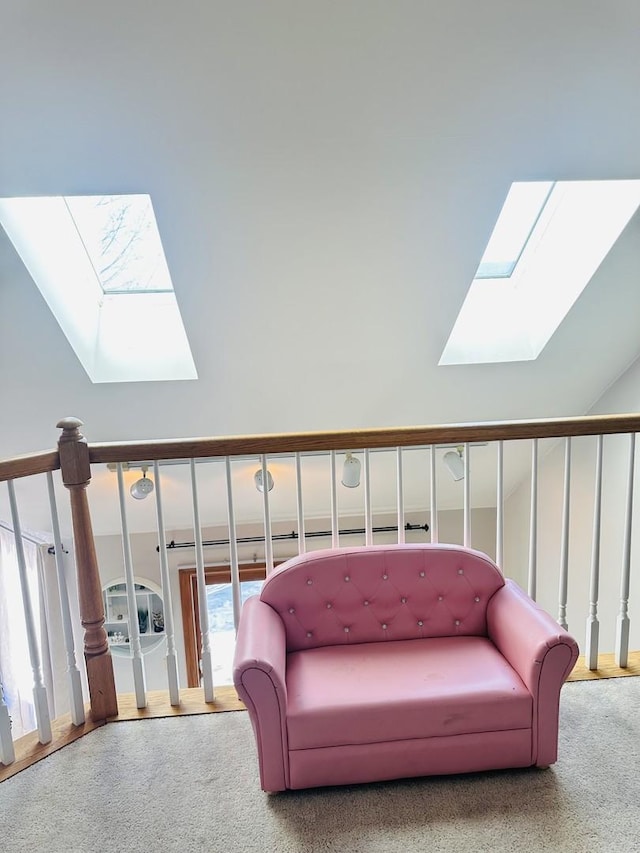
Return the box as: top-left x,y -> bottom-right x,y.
295,453 -> 306,554
190,459 -> 214,702
0,676 -> 14,765
496,441 -> 504,567
46,472 -> 85,725
430,446 -> 438,544
463,442 -> 471,548
116,465 -> 147,709
330,451 -> 339,548
528,439 -> 539,600
363,449 -> 372,545
153,461 -> 180,706
586,435 -> 603,671
260,455 -> 274,574
7,481 -> 52,744
558,438 -> 572,630
396,448 -> 405,544
224,457 -> 242,633
615,433 -> 635,668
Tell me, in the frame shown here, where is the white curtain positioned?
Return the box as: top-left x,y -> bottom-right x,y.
0,527 -> 58,739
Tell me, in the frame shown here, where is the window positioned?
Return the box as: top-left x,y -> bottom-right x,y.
0,194 -> 197,383
440,180 -> 640,365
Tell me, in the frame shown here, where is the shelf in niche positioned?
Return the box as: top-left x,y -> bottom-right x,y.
103,578 -> 165,657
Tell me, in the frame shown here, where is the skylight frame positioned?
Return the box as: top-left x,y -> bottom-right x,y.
0,193 -> 198,383
474,181 -> 554,280
439,179 -> 640,366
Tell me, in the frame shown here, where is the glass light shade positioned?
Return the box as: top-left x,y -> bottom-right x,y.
130,474 -> 154,500
341,453 -> 361,488
254,469 -> 274,492
443,450 -> 465,482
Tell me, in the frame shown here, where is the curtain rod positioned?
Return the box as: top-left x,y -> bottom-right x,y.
158,522 -> 430,552
0,519 -> 66,554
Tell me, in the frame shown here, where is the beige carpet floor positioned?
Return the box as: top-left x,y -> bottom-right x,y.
1,677 -> 639,852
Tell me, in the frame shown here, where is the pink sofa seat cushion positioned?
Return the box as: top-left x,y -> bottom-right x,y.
286,635 -> 532,751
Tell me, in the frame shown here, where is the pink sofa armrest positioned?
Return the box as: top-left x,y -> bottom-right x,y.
233,596 -> 289,791
486,579 -> 579,766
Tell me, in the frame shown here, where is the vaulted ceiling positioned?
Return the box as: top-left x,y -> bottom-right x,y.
1,2 -> 640,534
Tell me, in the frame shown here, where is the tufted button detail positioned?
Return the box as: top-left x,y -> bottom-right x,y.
474,596 -> 480,603
401,597 -> 407,604
363,600 -> 369,606
458,568 -> 464,575
288,607 -> 295,614
455,619 -> 461,626
438,595 -> 444,602
381,623 -> 388,630
344,576 -> 350,582
344,626 -> 350,633
306,579 -> 313,585
419,571 -> 425,577
326,603 -> 332,609
417,620 -> 424,627
306,631 -> 313,638
382,574 -> 388,580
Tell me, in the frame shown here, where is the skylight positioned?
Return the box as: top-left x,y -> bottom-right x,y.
474,181 -> 553,279
439,180 -> 640,365
0,194 -> 197,383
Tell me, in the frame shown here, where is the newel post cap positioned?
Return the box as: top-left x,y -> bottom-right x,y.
57,417 -> 85,441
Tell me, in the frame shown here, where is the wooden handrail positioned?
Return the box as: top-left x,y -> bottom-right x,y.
2,413 -> 640,476
0,450 -> 60,483
86,413 -> 640,464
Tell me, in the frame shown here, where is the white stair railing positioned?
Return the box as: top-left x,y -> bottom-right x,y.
153,461 -> 180,706
6,480 -> 52,745
116,464 -> 147,709
586,435 -> 604,670
46,471 -> 85,726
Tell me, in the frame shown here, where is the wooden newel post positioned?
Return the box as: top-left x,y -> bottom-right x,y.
57,417 -> 118,721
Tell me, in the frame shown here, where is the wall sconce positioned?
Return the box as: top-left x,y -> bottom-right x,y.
130,465 -> 155,500
443,447 -> 465,481
254,469 -> 274,492
341,452 -> 361,488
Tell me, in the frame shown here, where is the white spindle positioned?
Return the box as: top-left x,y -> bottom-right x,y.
190,459 -> 214,702
7,481 -> 52,744
295,453 -> 306,554
615,433 -> 636,667
153,461 -> 180,706
496,441 -> 504,567
586,435 -> 603,671
430,446 -> 438,543
260,455 -> 274,574
46,472 -> 85,725
224,457 -> 242,633
463,442 -> 471,548
528,439 -> 539,600
396,448 -> 405,544
330,451 -> 339,548
363,449 -> 372,545
558,438 -> 572,631
0,677 -> 14,765
116,465 -> 147,709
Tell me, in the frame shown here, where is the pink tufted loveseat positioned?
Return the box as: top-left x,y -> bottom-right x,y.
233,544 -> 578,792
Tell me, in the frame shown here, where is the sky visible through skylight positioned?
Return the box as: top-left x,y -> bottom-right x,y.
474,181 -> 553,279
440,179 -> 640,365
65,194 -> 173,294
0,192 -> 197,383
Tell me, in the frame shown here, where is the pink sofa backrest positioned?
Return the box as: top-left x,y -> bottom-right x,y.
260,544 -> 505,652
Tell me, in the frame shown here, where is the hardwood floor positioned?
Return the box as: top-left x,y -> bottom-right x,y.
2,652 -> 639,784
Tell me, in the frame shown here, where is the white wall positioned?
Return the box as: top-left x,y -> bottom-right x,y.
503,355 -> 640,654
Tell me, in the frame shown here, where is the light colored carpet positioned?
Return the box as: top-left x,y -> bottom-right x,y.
1,677 -> 639,853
